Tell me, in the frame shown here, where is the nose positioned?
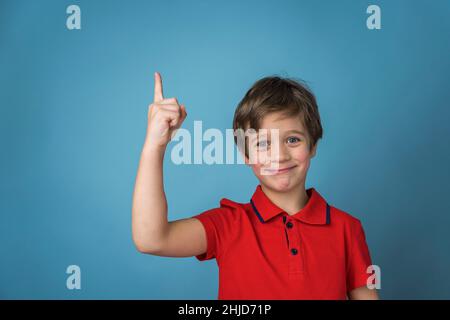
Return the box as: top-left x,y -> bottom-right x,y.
270,141 -> 290,163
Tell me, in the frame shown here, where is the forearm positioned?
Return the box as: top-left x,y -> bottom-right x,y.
348,287 -> 379,300
132,141 -> 169,251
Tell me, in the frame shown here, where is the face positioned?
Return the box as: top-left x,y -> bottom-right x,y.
243,112 -> 317,192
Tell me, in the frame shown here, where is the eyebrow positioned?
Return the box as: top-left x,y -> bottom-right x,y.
248,129 -> 306,142
284,130 -> 306,136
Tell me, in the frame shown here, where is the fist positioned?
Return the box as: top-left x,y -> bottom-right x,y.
146,72 -> 187,148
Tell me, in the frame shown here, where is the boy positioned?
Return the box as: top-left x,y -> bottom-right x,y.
132,72 -> 379,300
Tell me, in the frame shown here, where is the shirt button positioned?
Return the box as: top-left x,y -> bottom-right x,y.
286,221 -> 293,229
291,248 -> 298,255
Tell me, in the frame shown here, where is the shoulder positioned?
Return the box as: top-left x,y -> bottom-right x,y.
218,197 -> 247,221
220,197 -> 246,210
329,204 -> 365,235
193,197 -> 245,223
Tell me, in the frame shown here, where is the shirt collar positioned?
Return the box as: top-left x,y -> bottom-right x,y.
250,184 -> 330,225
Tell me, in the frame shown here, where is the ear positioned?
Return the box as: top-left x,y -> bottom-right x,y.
240,149 -> 251,166
310,143 -> 318,158
235,140 -> 252,166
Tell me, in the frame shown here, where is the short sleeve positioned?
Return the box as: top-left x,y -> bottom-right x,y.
346,220 -> 375,292
191,199 -> 238,262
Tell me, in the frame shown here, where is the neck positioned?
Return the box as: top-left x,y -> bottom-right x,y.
261,183 -> 309,215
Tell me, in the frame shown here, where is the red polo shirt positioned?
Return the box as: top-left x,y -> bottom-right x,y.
192,185 -> 375,300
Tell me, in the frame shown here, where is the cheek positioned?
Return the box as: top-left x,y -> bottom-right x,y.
290,149 -> 313,174
291,146 -> 312,162
247,149 -> 271,166
251,163 -> 273,179
251,163 -> 263,177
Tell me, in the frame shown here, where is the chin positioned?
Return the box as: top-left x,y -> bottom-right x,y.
260,176 -> 302,193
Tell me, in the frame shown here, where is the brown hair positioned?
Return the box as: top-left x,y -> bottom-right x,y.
233,75 -> 323,157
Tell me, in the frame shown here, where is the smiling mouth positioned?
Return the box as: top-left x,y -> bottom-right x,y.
265,165 -> 297,174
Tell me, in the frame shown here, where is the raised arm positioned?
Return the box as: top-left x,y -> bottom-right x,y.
131,72 -> 206,257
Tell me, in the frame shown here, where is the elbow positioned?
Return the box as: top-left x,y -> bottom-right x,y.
133,240 -> 148,254
134,241 -> 157,254
132,236 -> 163,255
131,219 -> 168,255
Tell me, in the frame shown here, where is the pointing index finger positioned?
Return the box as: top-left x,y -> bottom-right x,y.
153,71 -> 164,103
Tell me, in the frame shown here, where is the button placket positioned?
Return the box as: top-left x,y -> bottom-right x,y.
283,216 -> 304,276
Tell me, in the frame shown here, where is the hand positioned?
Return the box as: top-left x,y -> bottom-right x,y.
145,72 -> 187,148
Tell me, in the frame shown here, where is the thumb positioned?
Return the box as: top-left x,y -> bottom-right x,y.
180,104 -> 187,120
171,104 -> 187,131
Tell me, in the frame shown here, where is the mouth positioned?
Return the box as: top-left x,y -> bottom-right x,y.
264,165 -> 297,174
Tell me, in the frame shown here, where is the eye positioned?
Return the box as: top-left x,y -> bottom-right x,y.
257,140 -> 270,148
287,137 -> 301,144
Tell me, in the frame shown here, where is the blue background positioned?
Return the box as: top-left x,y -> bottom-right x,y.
1,0 -> 449,299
